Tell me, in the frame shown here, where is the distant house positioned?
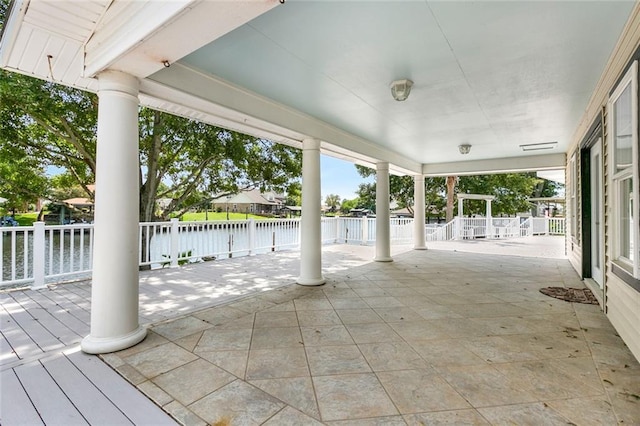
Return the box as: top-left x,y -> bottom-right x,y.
348,208 -> 372,217
391,207 -> 413,218
212,189 -> 286,215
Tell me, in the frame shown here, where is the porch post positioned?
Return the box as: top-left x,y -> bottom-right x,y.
374,162 -> 392,262
455,196 -> 463,240
486,199 -> 493,239
297,138 -> 325,286
81,71 -> 146,354
413,174 -> 427,249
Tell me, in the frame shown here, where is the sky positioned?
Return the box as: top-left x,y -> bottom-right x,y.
320,155 -> 374,202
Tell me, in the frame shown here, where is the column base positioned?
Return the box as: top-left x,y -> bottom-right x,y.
81,326 -> 147,354
296,276 -> 326,286
374,256 -> 393,262
413,246 -> 428,250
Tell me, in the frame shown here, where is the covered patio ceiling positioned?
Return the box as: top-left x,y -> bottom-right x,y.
1,0 -> 635,175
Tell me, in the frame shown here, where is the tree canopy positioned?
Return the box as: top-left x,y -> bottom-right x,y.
354,165 -> 561,218
0,68 -> 302,221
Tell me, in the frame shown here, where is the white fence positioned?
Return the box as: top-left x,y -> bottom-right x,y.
1,216 -> 564,289
426,217 -> 565,241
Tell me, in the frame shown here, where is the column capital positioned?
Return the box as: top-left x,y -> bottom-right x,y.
302,138 -> 321,150
376,161 -> 389,171
97,70 -> 139,97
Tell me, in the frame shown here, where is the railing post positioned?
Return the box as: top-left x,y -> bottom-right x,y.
31,222 -> 46,290
545,217 -> 550,235
248,218 -> 256,255
170,218 -> 179,268
454,217 -> 460,240
335,217 -> 340,244
361,216 -> 368,245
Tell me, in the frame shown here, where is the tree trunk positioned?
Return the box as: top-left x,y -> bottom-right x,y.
445,176 -> 457,222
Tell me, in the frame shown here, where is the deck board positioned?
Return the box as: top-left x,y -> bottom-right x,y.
3,296 -> 64,352
43,354 -> 134,425
0,369 -> 44,425
14,359 -> 88,425
0,333 -> 19,364
28,290 -> 89,336
67,351 -> 176,425
0,304 -> 43,361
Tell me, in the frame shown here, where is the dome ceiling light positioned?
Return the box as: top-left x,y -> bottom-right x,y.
390,79 -> 413,101
458,144 -> 472,155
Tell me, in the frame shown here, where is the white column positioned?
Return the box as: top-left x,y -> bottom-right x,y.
374,162 -> 392,262
413,174 -> 427,250
486,200 -> 493,239
297,138 -> 325,286
81,71 -> 146,354
458,197 -> 463,218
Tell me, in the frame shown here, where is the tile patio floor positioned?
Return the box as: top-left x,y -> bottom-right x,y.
101,243 -> 640,425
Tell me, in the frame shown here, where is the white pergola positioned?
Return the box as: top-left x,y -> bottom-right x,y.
457,193 -> 496,239
0,1 -> 635,354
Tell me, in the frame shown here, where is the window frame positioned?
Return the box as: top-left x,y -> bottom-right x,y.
569,152 -> 578,242
609,60 -> 639,279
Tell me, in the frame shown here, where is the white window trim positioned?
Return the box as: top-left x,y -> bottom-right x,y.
609,60 -> 639,278
569,153 -> 578,242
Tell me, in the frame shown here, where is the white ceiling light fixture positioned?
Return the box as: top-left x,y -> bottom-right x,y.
390,79 -> 413,101
458,144 -> 471,155
520,141 -> 558,151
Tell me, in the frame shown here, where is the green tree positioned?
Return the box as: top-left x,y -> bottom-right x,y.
284,182 -> 301,206
0,70 -> 302,222
354,164 -> 556,220
457,173 -> 541,216
355,165 -> 446,216
340,198 -> 359,214
0,143 -> 49,213
324,194 -> 341,212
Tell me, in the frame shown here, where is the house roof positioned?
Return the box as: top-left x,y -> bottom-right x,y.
63,198 -> 93,207
213,189 -> 280,206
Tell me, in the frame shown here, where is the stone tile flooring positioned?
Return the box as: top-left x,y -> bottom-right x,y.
102,249 -> 640,425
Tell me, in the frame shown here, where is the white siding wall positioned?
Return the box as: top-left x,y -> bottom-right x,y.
566,4 -> 640,362
606,275 -> 640,358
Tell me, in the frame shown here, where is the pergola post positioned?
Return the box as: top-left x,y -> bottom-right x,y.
413,174 -> 427,249
486,199 -> 493,238
374,162 -> 392,262
456,197 -> 464,240
81,71 -> 146,354
297,138 -> 325,286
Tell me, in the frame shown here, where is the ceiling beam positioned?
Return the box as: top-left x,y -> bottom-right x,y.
422,153 -> 566,177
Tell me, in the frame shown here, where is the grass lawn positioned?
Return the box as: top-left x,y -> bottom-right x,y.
13,212 -> 39,226
179,212 -> 266,221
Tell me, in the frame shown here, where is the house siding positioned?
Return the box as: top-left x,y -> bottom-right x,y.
566,3 -> 640,362
606,274 -> 640,358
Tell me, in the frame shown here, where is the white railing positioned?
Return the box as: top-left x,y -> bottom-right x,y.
426,222 -> 454,241
390,218 -> 414,243
1,223 -> 94,288
426,216 -> 565,241
529,217 -> 565,236
1,216 -> 566,289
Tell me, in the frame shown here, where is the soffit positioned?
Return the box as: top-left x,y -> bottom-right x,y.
173,0 -> 634,167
